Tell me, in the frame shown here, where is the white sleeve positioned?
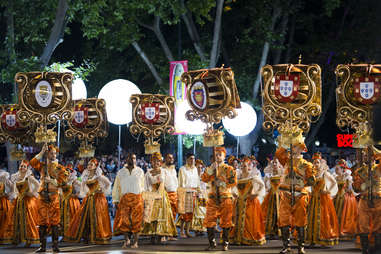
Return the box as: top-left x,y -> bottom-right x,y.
98,175 -> 112,196
252,176 -> 266,198
112,174 -> 121,203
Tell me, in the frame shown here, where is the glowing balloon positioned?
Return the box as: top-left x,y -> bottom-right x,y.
98,79 -> 141,125
175,101 -> 207,135
222,102 -> 257,136
71,77 -> 87,100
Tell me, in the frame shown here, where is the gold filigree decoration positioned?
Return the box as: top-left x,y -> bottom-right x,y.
276,121 -> 305,149
78,141 -> 96,158
35,125 -> 57,144
261,64 -> 322,133
203,125 -> 224,147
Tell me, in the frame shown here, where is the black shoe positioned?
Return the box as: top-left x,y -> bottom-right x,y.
360,234 -> 369,254
52,226 -> 60,252
280,226 -> 291,254
36,226 -> 47,253
205,228 -> 217,251
297,227 -> 306,254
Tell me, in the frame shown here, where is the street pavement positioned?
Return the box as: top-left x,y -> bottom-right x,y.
0,236 -> 362,253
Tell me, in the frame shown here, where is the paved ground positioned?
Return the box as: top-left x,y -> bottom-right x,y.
0,236 -> 362,254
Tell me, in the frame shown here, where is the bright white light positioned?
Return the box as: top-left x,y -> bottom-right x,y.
222,102 -> 257,137
262,138 -> 267,143
175,101 -> 207,135
72,78 -> 87,100
98,79 -> 141,125
315,140 -> 320,146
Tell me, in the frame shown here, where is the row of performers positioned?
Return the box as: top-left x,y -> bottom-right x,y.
0,142 -> 378,254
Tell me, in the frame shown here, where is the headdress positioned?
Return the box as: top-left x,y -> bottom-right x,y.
214,147 -> 226,155
151,152 -> 163,162
195,159 -> 205,167
312,152 -> 322,160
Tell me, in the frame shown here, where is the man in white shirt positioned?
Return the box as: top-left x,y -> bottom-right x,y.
162,153 -> 179,241
178,154 -> 200,237
112,153 -> 145,248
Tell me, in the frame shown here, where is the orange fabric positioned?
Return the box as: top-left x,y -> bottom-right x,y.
203,198 -> 233,228
65,193 -> 111,244
167,191 -> 178,220
61,191 -> 81,236
30,158 -> 68,192
181,213 -> 193,222
334,186 -> 358,238
0,196 -> 13,243
10,196 -> 40,244
261,188 -> 280,236
201,163 -> 237,199
113,193 -> 144,234
358,199 -> 381,234
278,191 -> 309,227
38,193 -> 60,226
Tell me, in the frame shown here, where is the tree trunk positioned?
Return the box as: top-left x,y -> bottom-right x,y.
252,6 -> 281,99
181,2 -> 207,62
285,15 -> 295,63
209,0 -> 224,68
132,42 -> 163,85
273,13 -> 289,65
239,110 -> 264,155
40,0 -> 68,68
152,16 -> 175,62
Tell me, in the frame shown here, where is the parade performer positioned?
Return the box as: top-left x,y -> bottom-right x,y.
162,153 -> 178,240
333,159 -> 358,239
228,155 -> 240,178
191,159 -> 207,235
353,149 -> 381,254
30,144 -> 69,252
142,152 -> 177,244
202,147 -> 237,251
177,154 -> 200,238
113,153 -> 145,248
0,168 -> 14,244
65,158 -> 112,244
60,164 -> 81,236
262,155 -> 285,238
278,139 -> 314,254
6,161 -> 40,246
306,152 -> 339,246
230,157 -> 266,245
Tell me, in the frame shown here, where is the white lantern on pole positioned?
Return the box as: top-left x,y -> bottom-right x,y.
222,102 -> 257,136
98,79 -> 141,125
71,77 -> 87,100
175,101 -> 207,135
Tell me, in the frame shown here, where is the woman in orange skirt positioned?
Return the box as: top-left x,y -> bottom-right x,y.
333,160 -> 358,239
230,157 -> 266,245
8,160 -> 40,246
0,169 -> 13,244
306,153 -> 339,246
60,166 -> 81,236
65,158 -> 112,244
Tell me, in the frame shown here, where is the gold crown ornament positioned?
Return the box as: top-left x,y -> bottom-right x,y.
78,142 -> 95,158
34,125 -> 57,144
203,126 -> 224,147
10,147 -> 26,161
276,122 -> 305,149
144,137 -> 160,154
352,122 -> 373,148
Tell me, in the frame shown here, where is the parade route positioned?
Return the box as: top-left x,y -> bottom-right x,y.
0,236 -> 361,253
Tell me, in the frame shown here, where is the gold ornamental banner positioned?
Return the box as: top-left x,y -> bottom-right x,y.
130,94 -> 175,154
181,67 -> 241,147
261,63 -> 322,135
335,64 -> 381,147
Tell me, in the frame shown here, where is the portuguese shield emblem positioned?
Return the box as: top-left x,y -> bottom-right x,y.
190,81 -> 207,110
354,76 -> 380,104
1,110 -> 19,131
35,80 -> 53,108
141,103 -> 160,124
72,105 -> 88,128
274,74 -> 300,103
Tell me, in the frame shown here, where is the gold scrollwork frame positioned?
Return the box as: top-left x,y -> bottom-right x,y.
335,64 -> 381,132
65,98 -> 108,141
129,94 -> 175,139
261,64 -> 322,133
15,72 -> 73,125
181,67 -> 241,124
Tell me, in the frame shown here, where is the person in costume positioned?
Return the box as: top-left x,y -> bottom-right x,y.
333,159 -> 358,240
353,149 -> 381,254
228,155 -> 240,178
177,153 -> 200,238
30,144 -> 69,252
230,157 -> 266,245
0,168 -> 14,244
60,164 -> 81,236
162,153 -> 178,241
112,153 -> 145,248
202,147 -> 237,251
306,152 -> 339,246
142,152 -> 177,244
262,155 -> 285,239
191,159 -> 207,236
65,158 -> 112,244
278,139 -> 315,254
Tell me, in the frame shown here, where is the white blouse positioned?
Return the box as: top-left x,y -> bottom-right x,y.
112,166 -> 145,203
178,165 -> 200,189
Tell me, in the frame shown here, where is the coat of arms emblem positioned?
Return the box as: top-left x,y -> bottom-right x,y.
35,80 -> 53,107
72,105 -> 88,128
354,76 -> 380,104
190,81 -> 207,110
274,74 -> 300,103
141,103 -> 160,124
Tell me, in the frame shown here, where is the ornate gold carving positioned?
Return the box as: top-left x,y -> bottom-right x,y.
261,64 -> 322,133
276,121 -> 305,149
181,67 -> 241,124
335,64 -> 381,132
78,141 -> 96,158
203,126 -> 224,147
64,98 -> 108,141
15,72 -> 73,126
34,125 -> 57,144
130,94 -> 175,154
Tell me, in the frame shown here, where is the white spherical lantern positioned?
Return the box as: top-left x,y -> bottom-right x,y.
175,101 -> 206,135
98,79 -> 141,125
222,102 -> 257,136
71,77 -> 87,100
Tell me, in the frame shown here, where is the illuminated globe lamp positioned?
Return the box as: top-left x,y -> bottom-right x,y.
222,102 -> 257,155
71,77 -> 87,100
175,101 -> 206,135
98,79 -> 142,168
